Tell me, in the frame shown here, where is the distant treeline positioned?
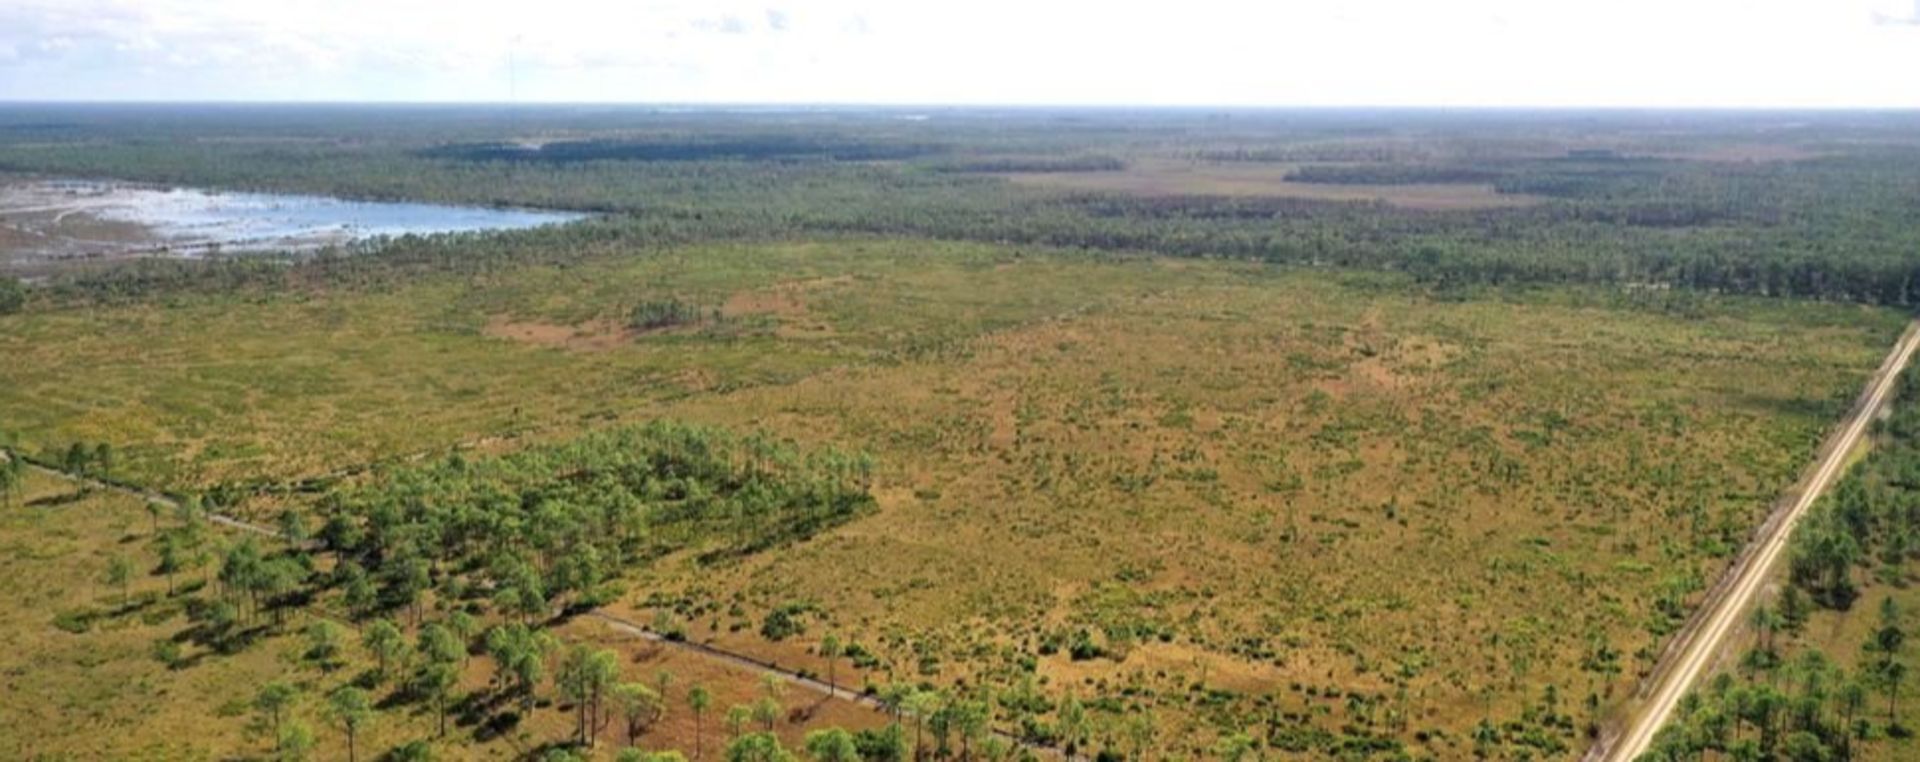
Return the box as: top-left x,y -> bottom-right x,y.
1192,146 -> 1416,163
9,110 -> 1920,308
421,136 -> 946,164
1283,156 -> 1673,193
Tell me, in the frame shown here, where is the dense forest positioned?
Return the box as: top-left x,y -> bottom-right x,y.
5,106 -> 1920,308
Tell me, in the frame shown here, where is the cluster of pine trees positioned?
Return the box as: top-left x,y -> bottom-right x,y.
310,421 -> 875,620
123,420 -> 891,759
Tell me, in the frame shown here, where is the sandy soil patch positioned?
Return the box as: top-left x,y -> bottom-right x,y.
483,315 -> 635,351
722,275 -> 853,337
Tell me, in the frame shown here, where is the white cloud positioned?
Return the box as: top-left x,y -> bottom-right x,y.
0,0 -> 1914,106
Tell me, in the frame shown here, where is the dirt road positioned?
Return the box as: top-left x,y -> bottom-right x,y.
11,457 -> 284,539
1592,319 -> 1920,762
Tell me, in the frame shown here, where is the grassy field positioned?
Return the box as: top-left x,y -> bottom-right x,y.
0,237 -> 1904,758
0,467 -> 891,760
0,239 -> 1161,488
629,261 -> 1903,757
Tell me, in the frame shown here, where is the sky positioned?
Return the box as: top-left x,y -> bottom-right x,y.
1,0 -> 1918,108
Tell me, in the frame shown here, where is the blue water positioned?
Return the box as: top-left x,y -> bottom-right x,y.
35,180 -> 587,254
123,189 -> 585,246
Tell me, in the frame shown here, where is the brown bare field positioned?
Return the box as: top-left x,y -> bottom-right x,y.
1004,158 -> 1541,210
485,316 -> 639,353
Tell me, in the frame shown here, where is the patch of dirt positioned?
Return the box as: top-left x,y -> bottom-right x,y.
721,275 -> 853,337
722,288 -> 808,319
482,316 -> 634,352
0,206 -> 158,263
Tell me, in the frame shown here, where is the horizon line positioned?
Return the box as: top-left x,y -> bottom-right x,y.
2,99 -> 1919,114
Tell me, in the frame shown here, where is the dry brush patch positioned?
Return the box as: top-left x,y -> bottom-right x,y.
625,268 -> 1903,757
0,240 -> 1906,758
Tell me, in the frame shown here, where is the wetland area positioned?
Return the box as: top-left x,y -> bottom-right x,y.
0,178 -> 585,273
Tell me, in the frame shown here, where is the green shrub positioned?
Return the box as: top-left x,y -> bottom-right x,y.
630,299 -> 708,331
760,607 -> 803,641
52,608 -> 97,634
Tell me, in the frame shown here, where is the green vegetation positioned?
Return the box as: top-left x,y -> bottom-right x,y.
0,453 -> 897,760
0,275 -> 24,314
8,107 -> 1920,305
925,154 -> 1127,173
316,421 -> 873,622
1646,366 -> 1920,760
3,233 -> 1904,758
1284,163 -> 1502,185
632,299 -> 717,332
4,106 -> 1919,759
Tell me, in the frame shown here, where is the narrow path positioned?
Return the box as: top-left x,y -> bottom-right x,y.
10,455 -> 281,538
587,611 -> 889,716
586,610 -> 1052,756
1590,319 -> 1920,762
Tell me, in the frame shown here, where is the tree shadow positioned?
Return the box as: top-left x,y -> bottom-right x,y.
517,739 -> 585,762
26,489 -> 90,508
461,688 -> 527,744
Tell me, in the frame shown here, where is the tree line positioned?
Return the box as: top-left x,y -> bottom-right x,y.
9,119 -> 1920,310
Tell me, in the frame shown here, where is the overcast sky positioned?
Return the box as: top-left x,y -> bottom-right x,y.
2,0 -> 1917,107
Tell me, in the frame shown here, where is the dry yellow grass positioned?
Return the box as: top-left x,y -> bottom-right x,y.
621,267 -> 1902,755
0,239 -> 1905,757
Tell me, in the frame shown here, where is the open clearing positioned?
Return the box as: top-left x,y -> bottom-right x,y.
1,237 -> 1903,757
1002,158 -> 1541,210
7,107 -> 1920,759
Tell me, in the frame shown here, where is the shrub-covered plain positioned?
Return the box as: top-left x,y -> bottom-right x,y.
4,107 -> 1919,759
2,234 -> 1906,757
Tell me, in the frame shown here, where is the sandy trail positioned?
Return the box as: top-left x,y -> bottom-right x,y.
1591,319 -> 1920,762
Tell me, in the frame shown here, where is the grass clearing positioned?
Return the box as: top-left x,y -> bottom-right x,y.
1002,157 -> 1541,210
0,238 -> 1905,756
626,264 -> 1901,756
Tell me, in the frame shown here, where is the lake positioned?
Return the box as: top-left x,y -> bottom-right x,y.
0,179 -> 587,268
